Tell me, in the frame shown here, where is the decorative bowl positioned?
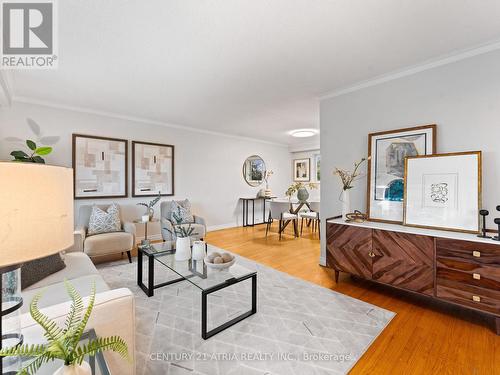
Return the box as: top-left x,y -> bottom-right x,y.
204,253 -> 236,271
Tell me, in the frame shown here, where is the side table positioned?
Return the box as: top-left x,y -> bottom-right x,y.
133,218 -> 159,246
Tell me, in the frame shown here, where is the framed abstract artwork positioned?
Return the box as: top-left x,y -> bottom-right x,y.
132,141 -> 174,197
404,151 -> 481,233
72,134 -> 128,199
367,124 -> 436,223
293,158 -> 310,182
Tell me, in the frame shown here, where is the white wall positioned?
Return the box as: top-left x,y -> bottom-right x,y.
320,49 -> 500,264
0,101 -> 291,240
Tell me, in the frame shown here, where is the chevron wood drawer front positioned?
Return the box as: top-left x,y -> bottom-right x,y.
372,230 -> 434,295
326,223 -> 372,278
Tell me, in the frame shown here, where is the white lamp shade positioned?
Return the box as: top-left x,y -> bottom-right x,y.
0,162 -> 74,267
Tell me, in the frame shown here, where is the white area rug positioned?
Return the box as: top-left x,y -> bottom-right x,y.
97,247 -> 394,375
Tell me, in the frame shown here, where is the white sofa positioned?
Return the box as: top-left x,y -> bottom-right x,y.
20,251 -> 136,375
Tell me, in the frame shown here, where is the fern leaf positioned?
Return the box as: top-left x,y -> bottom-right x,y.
73,336 -> 129,364
20,352 -> 53,375
63,280 -> 85,336
71,282 -> 96,348
29,292 -> 64,342
0,343 -> 47,357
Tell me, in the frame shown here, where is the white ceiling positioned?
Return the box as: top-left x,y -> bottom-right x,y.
9,0 -> 500,146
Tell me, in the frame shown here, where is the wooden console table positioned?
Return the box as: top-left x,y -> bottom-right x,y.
326,218 -> 500,334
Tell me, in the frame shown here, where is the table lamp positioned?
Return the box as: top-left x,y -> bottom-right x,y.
0,162 -> 73,374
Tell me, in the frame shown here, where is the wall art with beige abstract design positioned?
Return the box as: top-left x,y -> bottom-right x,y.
72,134 -> 128,199
132,141 -> 174,197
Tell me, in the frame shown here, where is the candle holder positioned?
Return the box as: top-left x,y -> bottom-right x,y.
493,218 -> 500,241
478,209 -> 491,238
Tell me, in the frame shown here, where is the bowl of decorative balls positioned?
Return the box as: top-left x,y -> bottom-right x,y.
204,251 -> 236,270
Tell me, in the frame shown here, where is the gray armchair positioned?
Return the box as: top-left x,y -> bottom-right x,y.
160,200 -> 206,242
73,204 -> 136,262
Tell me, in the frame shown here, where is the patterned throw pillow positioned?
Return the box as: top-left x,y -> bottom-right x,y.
87,204 -> 122,236
170,200 -> 194,224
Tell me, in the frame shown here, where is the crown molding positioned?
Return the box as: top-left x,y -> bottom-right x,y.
11,96 -> 289,147
319,39 -> 500,101
0,71 -> 13,107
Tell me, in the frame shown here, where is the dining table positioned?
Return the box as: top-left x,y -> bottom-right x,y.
270,198 -> 320,235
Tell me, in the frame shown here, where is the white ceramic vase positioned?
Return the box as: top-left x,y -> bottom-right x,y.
341,189 -> 350,220
54,361 -> 91,375
192,240 -> 206,260
175,237 -> 191,261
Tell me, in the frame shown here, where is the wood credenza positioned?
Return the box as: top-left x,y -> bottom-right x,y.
326,219 -> 500,334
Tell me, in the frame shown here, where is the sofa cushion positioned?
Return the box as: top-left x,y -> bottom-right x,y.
24,252 -> 99,291
84,231 -> 134,257
21,253 -> 66,290
87,203 -> 122,236
170,200 -> 194,224
21,274 -> 110,313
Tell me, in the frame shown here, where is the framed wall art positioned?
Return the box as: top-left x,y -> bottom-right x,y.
404,151 -> 481,233
293,158 -> 310,182
132,141 -> 174,197
367,124 -> 436,223
72,134 -> 128,199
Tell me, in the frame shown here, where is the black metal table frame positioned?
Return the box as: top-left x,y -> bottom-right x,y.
242,197 -> 272,227
137,247 -> 257,340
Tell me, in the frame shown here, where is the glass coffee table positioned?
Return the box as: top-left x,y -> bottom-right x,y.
137,241 -> 257,339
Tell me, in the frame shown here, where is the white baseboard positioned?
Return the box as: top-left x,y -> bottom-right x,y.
207,222 -> 238,232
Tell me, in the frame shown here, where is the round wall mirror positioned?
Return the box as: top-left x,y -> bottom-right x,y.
242,155 -> 266,187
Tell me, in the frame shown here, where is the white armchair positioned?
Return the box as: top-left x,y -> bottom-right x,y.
160,200 -> 206,242
73,205 -> 136,262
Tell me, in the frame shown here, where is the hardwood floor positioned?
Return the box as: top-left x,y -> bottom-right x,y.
206,223 -> 500,375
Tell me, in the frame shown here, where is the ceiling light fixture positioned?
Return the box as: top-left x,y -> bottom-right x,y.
289,129 -> 318,138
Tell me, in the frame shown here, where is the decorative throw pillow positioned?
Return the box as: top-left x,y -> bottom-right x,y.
87,204 -> 122,236
21,253 -> 66,290
170,200 -> 194,224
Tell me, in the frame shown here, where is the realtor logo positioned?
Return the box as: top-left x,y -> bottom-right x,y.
1,0 -> 58,69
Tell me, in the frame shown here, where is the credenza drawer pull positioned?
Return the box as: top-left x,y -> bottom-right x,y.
472,251 -> 481,258
472,295 -> 481,302
368,251 -> 376,258
472,273 -> 481,280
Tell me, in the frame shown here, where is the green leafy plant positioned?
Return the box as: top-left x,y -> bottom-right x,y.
164,206 -> 198,238
285,182 -> 318,198
10,139 -> 52,163
137,191 -> 161,218
0,280 -> 129,375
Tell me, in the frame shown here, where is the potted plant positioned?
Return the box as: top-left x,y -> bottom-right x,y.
164,207 -> 198,261
0,281 -> 129,375
137,191 -> 161,221
10,139 -> 53,163
333,157 -> 369,219
285,182 -> 318,203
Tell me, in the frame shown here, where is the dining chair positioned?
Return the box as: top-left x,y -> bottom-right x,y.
299,201 -> 320,237
266,201 -> 299,240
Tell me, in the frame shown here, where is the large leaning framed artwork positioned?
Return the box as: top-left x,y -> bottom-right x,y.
132,141 -> 174,197
404,151 -> 481,234
73,134 -> 128,199
367,124 -> 436,223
